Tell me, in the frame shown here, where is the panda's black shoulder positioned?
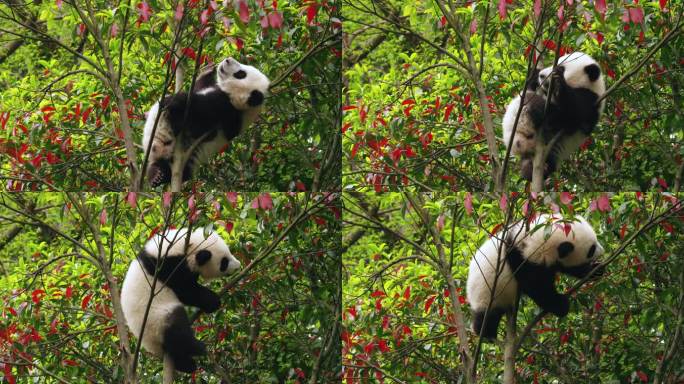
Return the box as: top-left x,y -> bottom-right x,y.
136,248 -> 198,284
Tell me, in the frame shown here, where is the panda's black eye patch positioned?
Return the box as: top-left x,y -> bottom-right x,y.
220,257 -> 229,272
196,250 -> 212,265
557,241 -> 574,258
584,64 -> 600,82
233,70 -> 247,79
587,244 -> 597,259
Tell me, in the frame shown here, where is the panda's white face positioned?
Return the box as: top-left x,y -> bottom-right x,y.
148,228 -> 241,279
216,57 -> 270,110
538,53 -> 605,109
186,230 -> 242,279
517,214 -> 604,267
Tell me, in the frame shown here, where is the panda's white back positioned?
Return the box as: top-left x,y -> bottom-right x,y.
466,236 -> 519,311
121,260 -> 182,357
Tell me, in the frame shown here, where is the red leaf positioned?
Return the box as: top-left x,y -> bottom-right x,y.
200,9 -> 210,25
62,359 -> 78,367
306,4 -> 317,24
403,286 -> 410,300
81,294 -> 92,309
226,192 -> 238,205
660,0 -> 667,10
370,290 -> 386,298
32,289 -> 46,304
443,103 -> 454,122
65,286 -> 73,299
636,371 -> 648,382
424,295 -> 436,313
225,221 -> 234,233
378,339 -> 390,353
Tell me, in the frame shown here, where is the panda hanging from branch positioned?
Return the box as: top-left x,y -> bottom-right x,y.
502,52 -> 606,181
143,57 -> 270,188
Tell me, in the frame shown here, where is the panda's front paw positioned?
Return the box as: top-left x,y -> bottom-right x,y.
588,262 -> 606,279
202,294 -> 221,313
547,294 -> 570,317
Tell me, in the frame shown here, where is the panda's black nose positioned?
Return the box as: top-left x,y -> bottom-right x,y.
247,90 -> 264,107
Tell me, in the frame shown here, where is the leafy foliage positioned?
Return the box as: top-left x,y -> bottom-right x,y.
0,192 -> 341,383
342,192 -> 683,382
0,0 -> 341,191
343,0 -> 683,191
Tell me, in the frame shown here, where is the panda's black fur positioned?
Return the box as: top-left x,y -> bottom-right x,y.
120,228 -> 241,381
466,215 -> 606,341
143,57 -> 270,187
502,52 -> 605,180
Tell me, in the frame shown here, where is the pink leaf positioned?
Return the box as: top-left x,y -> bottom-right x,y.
268,11 -> 283,29
260,15 -> 269,28
464,192 -> 473,215
628,7 -> 644,24
99,209 -> 107,225
498,0 -> 507,20
557,5 -> 564,21
175,3 -> 184,21
188,195 -> 195,212
596,194 -> 611,212
110,23 -> 119,37
163,192 -> 172,208
238,0 -> 250,23
560,192 -> 573,205
499,194 -> 508,211
258,193 -> 273,210
200,9 -> 210,25
436,214 -> 445,231
226,192 -> 238,205
534,0 -> 541,17
136,2 -> 152,22
595,0 -> 607,18
469,18 -> 477,34
56,0 -> 62,9
126,192 -> 137,208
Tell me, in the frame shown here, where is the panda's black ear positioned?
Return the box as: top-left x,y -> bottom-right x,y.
557,241 -> 574,259
584,64 -> 600,82
196,250 -> 212,266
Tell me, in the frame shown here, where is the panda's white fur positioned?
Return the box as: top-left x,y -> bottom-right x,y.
142,57 -> 270,187
121,227 -> 240,382
466,214 -> 605,340
502,52 -> 605,180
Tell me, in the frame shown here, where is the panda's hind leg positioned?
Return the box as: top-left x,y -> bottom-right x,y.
162,307 -> 207,373
472,307 -> 507,341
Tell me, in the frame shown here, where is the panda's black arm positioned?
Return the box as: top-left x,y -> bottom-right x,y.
506,247 -> 570,317
174,283 -> 221,313
559,262 -> 605,279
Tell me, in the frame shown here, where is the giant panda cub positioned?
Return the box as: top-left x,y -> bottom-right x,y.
502,52 -> 606,180
120,227 -> 241,380
143,57 -> 270,187
466,214 -> 605,341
